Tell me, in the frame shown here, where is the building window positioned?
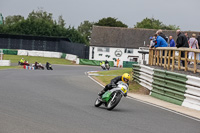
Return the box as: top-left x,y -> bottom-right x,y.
124,48 -> 133,54
97,47 -> 110,52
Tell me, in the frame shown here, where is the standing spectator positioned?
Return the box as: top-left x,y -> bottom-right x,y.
117,58 -> 120,67
156,29 -> 168,42
154,34 -> 168,63
188,34 -> 199,64
169,36 -> 175,47
196,33 -> 200,64
169,36 -> 175,63
149,37 -> 154,48
184,32 -> 190,41
176,30 -> 189,67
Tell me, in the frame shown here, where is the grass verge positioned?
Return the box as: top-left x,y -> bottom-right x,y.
92,68 -> 149,94
0,54 -> 75,69
3,54 -> 75,65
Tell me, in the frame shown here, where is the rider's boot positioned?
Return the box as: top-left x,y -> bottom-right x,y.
98,90 -> 105,96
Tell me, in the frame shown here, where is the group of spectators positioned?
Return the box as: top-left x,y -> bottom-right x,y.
149,29 -> 200,66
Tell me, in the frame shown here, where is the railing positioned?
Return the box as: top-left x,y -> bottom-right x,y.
149,47 -> 200,73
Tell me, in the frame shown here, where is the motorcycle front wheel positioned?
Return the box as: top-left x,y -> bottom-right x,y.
107,92 -> 122,110
94,98 -> 103,107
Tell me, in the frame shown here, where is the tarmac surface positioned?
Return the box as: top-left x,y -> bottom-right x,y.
0,65 -> 199,133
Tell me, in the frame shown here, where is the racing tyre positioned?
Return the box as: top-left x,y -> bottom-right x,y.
107,92 -> 122,110
94,98 -> 103,107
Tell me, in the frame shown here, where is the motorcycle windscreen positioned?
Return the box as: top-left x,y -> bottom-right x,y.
102,91 -> 112,102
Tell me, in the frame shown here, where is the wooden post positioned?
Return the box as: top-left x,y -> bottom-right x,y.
185,51 -> 188,71
160,50 -> 163,66
148,49 -> 151,65
194,52 -> 197,73
172,50 -> 175,71
156,50 -> 160,66
178,51 -> 181,70
164,50 -> 167,68
153,49 -> 156,65
168,50 -> 171,70
151,49 -> 154,65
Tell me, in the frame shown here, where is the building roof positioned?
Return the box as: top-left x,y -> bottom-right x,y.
90,26 -> 199,49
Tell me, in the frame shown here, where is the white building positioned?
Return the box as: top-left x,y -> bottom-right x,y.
89,26 -> 150,67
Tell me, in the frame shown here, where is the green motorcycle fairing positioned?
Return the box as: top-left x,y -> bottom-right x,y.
102,91 -> 112,102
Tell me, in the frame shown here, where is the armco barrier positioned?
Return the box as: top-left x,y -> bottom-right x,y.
0,60 -> 11,66
132,64 -> 200,111
79,59 -> 114,67
65,54 -> 77,61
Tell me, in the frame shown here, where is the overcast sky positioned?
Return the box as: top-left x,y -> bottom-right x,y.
1,0 -> 200,31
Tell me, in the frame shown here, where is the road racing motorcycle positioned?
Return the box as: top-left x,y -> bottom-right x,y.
94,81 -> 128,110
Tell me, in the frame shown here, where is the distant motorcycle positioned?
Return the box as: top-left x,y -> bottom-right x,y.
18,61 -> 30,66
46,64 -> 53,70
32,63 -> 44,70
105,63 -> 110,70
94,81 -> 129,110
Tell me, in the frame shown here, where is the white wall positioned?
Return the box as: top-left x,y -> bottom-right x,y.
89,46 -> 149,66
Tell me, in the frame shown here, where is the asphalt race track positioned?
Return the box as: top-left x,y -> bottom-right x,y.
0,65 -> 199,133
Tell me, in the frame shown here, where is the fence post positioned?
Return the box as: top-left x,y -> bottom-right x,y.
194,52 -> 197,73
156,50 -> 160,66
160,50 -> 163,66
185,51 -> 188,71
178,51 -> 181,70
168,50 -> 171,70
149,49 -> 152,65
164,50 -> 167,68
172,50 -> 175,71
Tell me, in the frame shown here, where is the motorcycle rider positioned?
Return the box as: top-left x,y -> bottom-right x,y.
105,60 -> 109,65
98,73 -> 130,97
34,62 -> 38,69
20,58 -> 25,64
100,61 -> 106,70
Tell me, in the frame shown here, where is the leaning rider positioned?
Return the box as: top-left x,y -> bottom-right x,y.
20,58 -> 25,64
98,73 -> 130,97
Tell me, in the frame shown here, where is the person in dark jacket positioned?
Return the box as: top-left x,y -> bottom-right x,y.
176,30 -> 189,67
196,33 -> 200,64
98,73 -> 130,97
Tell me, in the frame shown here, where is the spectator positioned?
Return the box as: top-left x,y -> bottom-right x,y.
176,30 -> 189,67
149,37 -> 154,48
188,34 -> 199,64
169,36 -> 175,47
184,32 -> 190,41
117,58 -> 120,67
156,29 -> 168,42
196,33 -> 200,64
154,34 -> 168,63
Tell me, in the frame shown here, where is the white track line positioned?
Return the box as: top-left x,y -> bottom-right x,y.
86,71 -> 200,122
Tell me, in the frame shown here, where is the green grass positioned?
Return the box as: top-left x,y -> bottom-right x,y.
0,66 -> 22,70
3,54 -> 74,65
93,68 -> 143,93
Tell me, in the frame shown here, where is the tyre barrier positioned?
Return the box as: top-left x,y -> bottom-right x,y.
24,65 -> 35,70
132,64 -> 200,111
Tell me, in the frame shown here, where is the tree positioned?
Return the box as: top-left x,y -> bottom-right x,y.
78,20 -> 94,44
134,17 -> 179,30
58,15 -> 66,28
4,15 -> 24,25
0,9 -> 87,44
95,17 -> 128,28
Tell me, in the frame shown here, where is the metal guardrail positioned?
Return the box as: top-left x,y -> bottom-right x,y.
132,64 -> 200,111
